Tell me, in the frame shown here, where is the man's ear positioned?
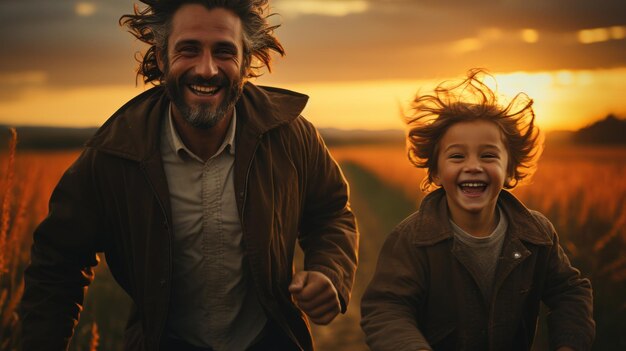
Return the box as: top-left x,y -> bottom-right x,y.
156,49 -> 165,72
241,55 -> 251,78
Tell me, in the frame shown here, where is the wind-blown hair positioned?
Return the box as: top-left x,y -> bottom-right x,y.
119,0 -> 285,84
406,68 -> 543,192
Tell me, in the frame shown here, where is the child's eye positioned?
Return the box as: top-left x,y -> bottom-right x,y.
482,153 -> 498,159
449,154 -> 464,159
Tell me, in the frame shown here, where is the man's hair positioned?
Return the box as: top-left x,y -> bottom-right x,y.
119,0 -> 285,84
406,68 -> 543,192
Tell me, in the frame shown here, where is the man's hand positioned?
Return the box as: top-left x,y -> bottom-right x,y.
288,271 -> 341,325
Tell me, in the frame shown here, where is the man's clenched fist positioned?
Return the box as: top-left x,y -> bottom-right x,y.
288,271 -> 341,325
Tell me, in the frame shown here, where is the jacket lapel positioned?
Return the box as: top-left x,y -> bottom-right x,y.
492,237 -> 532,298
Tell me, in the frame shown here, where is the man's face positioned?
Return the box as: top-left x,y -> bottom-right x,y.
160,4 -> 245,129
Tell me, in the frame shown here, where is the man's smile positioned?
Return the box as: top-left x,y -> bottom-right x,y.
188,84 -> 221,96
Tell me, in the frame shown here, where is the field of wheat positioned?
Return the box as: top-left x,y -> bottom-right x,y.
1,138 -> 625,350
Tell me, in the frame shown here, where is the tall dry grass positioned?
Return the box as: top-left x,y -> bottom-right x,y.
0,128 -> 20,351
0,138 -> 623,349
0,128 -> 17,273
331,145 -> 428,205
0,129 -> 81,350
89,322 -> 100,351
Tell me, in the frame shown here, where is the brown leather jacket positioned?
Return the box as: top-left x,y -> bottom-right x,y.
361,189 -> 594,351
20,83 -> 359,350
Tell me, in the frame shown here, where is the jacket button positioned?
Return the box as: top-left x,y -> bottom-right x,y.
159,279 -> 166,286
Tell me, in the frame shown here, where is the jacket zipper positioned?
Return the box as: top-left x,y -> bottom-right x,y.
240,134 -> 262,222
239,134 -> 304,351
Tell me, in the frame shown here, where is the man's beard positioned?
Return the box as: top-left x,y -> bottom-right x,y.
165,70 -> 243,130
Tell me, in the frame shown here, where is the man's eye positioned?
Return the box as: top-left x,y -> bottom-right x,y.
215,49 -> 235,57
179,47 -> 198,55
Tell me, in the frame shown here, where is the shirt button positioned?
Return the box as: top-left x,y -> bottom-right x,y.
513,252 -> 522,259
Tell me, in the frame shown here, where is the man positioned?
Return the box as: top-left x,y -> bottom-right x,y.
19,1 -> 359,350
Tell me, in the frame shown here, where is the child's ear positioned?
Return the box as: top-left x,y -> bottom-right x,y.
432,174 -> 442,186
504,175 -> 513,187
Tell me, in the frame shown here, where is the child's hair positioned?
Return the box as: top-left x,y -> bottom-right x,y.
406,68 -> 543,192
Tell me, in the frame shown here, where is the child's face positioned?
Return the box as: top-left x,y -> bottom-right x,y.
433,120 -> 509,223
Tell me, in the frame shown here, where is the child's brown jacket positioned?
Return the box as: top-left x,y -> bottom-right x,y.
361,189 -> 595,351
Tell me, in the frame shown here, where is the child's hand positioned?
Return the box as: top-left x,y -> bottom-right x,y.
288,271 -> 341,325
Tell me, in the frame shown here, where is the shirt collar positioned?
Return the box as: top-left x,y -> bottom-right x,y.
166,103 -> 237,162
410,188 -> 553,247
449,206 -> 508,241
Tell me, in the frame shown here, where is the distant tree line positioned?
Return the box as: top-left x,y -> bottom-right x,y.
1,115 -> 624,150
572,114 -> 626,145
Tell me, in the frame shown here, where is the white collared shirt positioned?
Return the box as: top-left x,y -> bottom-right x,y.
160,106 -> 267,350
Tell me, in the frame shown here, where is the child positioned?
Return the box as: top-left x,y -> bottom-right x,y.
360,69 -> 595,351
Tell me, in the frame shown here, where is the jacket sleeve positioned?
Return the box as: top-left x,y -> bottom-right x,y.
295,117 -> 358,312
19,148 -> 104,350
360,225 -> 432,351
537,214 -> 595,351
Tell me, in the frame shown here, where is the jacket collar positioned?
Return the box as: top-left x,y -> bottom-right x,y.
410,188 -> 553,247
85,82 -> 309,162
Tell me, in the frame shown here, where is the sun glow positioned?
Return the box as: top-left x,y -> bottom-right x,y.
492,69 -> 626,130
75,2 -> 96,17
449,38 -> 483,54
0,71 -> 47,85
0,85 -> 147,127
578,25 -> 626,44
263,68 -> 626,132
1,70 -> 625,132
274,0 -> 369,18
520,29 -> 539,43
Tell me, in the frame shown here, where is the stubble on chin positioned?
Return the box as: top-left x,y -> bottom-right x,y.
185,104 -> 226,129
168,77 -> 244,130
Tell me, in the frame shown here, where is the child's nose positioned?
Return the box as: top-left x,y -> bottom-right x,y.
464,158 -> 483,172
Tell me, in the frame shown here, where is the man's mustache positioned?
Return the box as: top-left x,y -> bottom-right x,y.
183,74 -> 229,87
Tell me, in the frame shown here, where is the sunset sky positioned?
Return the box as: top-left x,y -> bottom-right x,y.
1,0 -> 625,131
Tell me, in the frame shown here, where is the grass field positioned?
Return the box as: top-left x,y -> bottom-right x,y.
1,141 -> 625,350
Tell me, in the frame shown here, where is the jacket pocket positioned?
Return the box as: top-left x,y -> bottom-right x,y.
427,325 -> 457,350
124,307 -> 146,351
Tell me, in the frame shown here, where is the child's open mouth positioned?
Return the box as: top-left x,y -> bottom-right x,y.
459,182 -> 487,195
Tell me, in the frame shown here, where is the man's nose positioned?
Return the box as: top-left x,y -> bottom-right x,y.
195,53 -> 219,78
